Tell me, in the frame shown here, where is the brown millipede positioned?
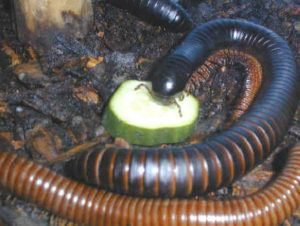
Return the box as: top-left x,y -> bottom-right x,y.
0,18 -> 299,225
0,144 -> 299,225
67,19 -> 299,198
187,48 -> 263,121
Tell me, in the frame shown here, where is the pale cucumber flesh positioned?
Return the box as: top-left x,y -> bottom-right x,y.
102,80 -> 200,146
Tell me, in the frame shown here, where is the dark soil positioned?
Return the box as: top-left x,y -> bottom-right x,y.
0,0 -> 299,225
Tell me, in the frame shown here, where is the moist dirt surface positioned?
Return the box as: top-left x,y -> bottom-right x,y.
0,0 -> 300,225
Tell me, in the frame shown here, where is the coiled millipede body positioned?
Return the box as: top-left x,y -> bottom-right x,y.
0,143 -> 299,225
106,0 -> 193,32
67,19 -> 299,198
187,48 -> 263,121
0,19 -> 299,225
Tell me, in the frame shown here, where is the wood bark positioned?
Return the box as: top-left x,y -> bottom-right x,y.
13,0 -> 93,49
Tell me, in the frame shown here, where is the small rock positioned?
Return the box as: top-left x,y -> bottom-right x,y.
294,21 -> 300,32
94,125 -> 105,137
14,62 -> 50,88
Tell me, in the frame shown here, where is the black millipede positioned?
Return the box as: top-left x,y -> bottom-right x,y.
66,19 -> 299,198
105,0 -> 193,32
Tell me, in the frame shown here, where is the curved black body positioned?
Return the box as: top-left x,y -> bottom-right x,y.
106,0 -> 193,32
67,19 -> 299,198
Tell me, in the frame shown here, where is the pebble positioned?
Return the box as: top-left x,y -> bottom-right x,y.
294,21 -> 300,32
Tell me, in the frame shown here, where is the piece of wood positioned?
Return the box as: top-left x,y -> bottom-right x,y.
13,0 -> 93,48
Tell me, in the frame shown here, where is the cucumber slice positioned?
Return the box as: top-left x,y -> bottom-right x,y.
102,80 -> 199,146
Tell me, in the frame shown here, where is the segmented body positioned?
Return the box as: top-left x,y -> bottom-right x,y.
0,143 -> 299,225
106,0 -> 193,32
187,49 -> 263,121
67,19 -> 299,198
0,19 -> 299,226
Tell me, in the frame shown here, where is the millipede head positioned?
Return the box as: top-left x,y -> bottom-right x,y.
150,65 -> 188,98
